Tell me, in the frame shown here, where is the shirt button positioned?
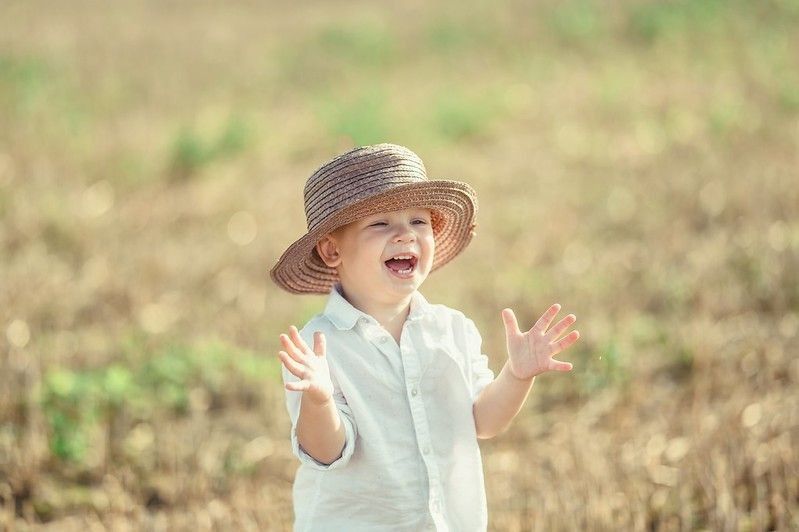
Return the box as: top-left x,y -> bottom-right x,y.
379,336 -> 388,344
422,446 -> 430,455
411,387 -> 418,396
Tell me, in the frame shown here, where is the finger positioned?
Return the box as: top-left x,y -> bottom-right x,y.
289,325 -> 312,355
285,380 -> 310,392
278,350 -> 306,379
280,333 -> 307,363
546,313 -> 576,341
549,359 -> 573,372
550,330 -> 580,355
501,308 -> 521,337
313,332 -> 326,358
532,304 -> 561,335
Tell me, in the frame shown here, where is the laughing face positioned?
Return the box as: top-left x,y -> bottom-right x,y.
315,208 -> 436,305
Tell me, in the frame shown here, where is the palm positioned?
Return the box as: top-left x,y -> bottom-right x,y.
277,326 -> 334,405
502,304 -> 580,379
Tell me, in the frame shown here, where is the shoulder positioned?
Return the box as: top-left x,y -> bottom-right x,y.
428,302 -> 468,321
298,314 -> 361,347
424,302 -> 478,335
298,313 -> 335,334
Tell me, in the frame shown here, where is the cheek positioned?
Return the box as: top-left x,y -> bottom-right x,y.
353,238 -> 386,266
422,234 -> 436,260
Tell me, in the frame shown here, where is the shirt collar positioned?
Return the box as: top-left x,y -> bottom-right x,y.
323,282 -> 434,331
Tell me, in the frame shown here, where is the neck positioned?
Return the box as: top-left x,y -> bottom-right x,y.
338,283 -> 413,335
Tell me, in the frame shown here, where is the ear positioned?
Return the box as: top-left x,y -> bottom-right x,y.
316,233 -> 342,267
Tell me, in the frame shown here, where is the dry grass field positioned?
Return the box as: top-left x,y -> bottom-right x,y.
1,0 -> 798,530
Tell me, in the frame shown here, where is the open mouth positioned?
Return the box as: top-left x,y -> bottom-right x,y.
384,254 -> 418,277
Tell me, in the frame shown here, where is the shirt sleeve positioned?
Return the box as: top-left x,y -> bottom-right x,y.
282,327 -> 357,470
464,317 -> 495,402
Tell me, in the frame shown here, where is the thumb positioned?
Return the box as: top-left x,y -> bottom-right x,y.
501,308 -> 521,337
313,331 -> 326,357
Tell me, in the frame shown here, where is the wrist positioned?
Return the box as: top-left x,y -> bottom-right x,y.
504,362 -> 536,383
302,391 -> 334,408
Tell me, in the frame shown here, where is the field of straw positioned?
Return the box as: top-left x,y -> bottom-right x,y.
1,0 -> 797,530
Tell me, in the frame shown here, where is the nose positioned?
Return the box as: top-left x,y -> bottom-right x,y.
392,221 -> 416,243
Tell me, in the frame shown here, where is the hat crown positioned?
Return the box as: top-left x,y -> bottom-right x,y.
303,143 -> 428,232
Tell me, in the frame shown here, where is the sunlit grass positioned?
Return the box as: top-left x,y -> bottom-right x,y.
0,0 -> 797,528
168,115 -> 253,180
314,86 -> 391,146
40,335 -> 280,464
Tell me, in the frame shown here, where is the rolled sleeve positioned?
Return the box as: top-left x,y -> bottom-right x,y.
281,328 -> 358,470
287,388 -> 357,470
464,318 -> 495,402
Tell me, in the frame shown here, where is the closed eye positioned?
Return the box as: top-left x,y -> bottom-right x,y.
368,219 -> 428,228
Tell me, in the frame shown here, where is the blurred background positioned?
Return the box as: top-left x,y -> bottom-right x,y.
1,0 -> 797,530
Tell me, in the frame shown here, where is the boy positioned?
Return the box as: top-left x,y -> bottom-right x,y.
270,144 -> 579,531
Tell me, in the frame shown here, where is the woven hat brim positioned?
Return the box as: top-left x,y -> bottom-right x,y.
270,180 -> 477,295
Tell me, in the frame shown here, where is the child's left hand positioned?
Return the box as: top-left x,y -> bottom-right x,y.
501,304 -> 580,379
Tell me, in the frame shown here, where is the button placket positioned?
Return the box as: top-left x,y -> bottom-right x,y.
400,323 -> 445,526
357,322 -> 405,392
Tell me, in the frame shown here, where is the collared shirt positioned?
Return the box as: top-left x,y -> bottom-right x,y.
282,283 -> 495,532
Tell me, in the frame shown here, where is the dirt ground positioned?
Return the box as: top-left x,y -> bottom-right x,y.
1,0 -> 797,530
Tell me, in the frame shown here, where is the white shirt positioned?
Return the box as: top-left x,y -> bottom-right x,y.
282,283 -> 495,532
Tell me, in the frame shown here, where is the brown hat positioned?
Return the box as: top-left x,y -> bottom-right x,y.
270,143 -> 478,295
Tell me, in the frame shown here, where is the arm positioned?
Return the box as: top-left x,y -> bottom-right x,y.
279,326 -> 345,465
296,394 -> 346,465
473,304 -> 580,439
473,362 -> 535,439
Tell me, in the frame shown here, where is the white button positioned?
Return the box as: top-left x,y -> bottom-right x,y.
411,387 -> 418,396
422,446 -> 430,455
379,336 -> 388,344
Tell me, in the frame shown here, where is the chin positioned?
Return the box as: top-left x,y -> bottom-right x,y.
391,272 -> 429,292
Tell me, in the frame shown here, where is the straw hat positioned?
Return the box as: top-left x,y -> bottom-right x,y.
269,143 -> 478,295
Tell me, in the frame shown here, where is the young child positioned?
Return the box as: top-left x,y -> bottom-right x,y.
270,144 -> 580,531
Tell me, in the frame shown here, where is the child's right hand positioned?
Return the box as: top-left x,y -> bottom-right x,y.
278,326 -> 334,405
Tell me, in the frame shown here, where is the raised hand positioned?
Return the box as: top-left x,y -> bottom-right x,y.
278,325 -> 334,405
501,304 -> 580,380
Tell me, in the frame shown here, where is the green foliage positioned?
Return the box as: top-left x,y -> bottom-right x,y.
426,18 -> 475,53
315,24 -> 395,67
778,80 -> 799,112
548,0 -> 605,43
215,117 -> 250,156
706,94 -> 755,138
578,340 -> 630,393
40,338 -> 280,463
42,371 -> 91,462
168,115 -> 252,179
0,54 -> 50,114
424,16 -> 499,54
431,89 -> 499,142
627,0 -> 727,43
277,21 -> 394,89
0,54 -> 89,135
316,87 -> 389,145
